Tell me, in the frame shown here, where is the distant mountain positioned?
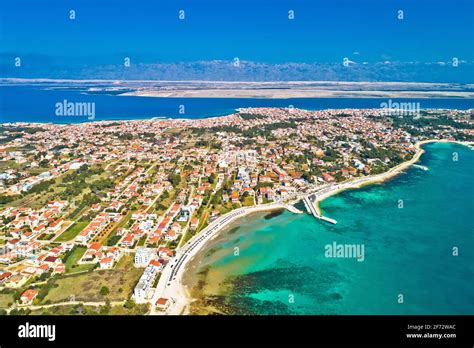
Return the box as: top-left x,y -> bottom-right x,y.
0,56 -> 473,83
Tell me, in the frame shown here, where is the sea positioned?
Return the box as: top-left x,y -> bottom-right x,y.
1,84 -> 473,314
184,142 -> 474,315
1,84 -> 474,123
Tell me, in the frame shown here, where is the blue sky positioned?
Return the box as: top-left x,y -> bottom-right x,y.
1,0 -> 473,65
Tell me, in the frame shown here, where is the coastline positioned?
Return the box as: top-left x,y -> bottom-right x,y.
162,139 -> 473,315
312,139 -> 471,213
149,202 -> 296,315
118,89 -> 474,99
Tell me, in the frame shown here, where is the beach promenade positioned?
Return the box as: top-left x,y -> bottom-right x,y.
148,201 -> 299,315
148,139 -> 473,315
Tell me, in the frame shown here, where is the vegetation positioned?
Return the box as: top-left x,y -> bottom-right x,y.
55,221 -> 88,242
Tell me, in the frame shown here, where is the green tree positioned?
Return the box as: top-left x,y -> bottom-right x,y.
100,286 -> 110,296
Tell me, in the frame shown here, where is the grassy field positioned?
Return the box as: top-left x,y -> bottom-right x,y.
0,293 -> 14,309
42,255 -> 142,304
30,302 -> 150,315
55,221 -> 88,242
243,196 -> 255,207
63,246 -> 95,274
153,189 -> 176,216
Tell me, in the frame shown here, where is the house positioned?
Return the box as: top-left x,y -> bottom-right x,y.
52,263 -> 65,275
47,245 -> 64,257
133,265 -> 158,300
91,204 -> 101,212
0,271 -> 12,283
149,259 -> 163,271
164,230 -> 177,241
222,193 -> 229,202
176,209 -> 190,222
140,197 -> 153,206
158,247 -> 173,258
99,257 -> 114,269
37,264 -> 50,275
134,280 -> 150,300
230,191 -> 239,203
170,222 -> 181,234
7,238 -> 20,251
322,172 -> 335,182
21,266 -> 37,277
148,234 -> 161,245
33,223 -> 47,234
131,211 -> 147,221
190,217 -> 199,230
81,249 -> 99,263
120,233 -> 136,247
6,274 -> 27,287
0,252 -> 17,264
108,201 -> 124,212
134,247 -> 155,267
43,256 -> 61,265
155,297 -> 170,310
20,289 -> 38,305
15,241 -> 42,257
48,219 -> 63,233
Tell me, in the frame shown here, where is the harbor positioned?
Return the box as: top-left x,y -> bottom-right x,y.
303,194 -> 338,224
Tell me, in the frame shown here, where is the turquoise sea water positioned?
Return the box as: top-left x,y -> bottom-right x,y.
189,143 -> 474,314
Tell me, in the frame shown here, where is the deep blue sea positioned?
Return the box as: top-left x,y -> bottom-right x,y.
1,85 -> 474,124
186,143 -> 474,314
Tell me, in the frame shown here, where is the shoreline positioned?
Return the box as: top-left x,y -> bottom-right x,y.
312,139 -> 470,212
158,139 -> 472,315
149,202 -> 296,315
118,89 -> 474,99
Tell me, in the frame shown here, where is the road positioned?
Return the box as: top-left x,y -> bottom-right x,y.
147,201 -> 293,315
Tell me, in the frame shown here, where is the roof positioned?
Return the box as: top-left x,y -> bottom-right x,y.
44,256 -> 58,263
21,288 -> 38,300
100,257 -> 113,264
156,297 -> 169,306
89,242 -> 102,251
0,272 -> 12,281
149,259 -> 162,267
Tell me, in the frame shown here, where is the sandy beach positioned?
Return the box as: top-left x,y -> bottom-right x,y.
149,202 -> 297,315
151,139 -> 473,315
120,89 -> 474,99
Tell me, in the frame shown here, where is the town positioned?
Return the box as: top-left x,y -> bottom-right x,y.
0,106 -> 472,315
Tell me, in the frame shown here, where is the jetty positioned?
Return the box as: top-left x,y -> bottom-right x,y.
303,194 -> 337,224
282,203 -> 303,214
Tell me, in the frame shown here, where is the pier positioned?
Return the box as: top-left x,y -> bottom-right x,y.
282,203 -> 304,214
303,194 -> 337,224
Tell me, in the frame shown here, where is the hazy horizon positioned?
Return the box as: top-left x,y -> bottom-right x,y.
1,0 -> 473,82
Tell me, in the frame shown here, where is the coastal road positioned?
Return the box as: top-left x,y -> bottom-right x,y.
148,202 -> 291,315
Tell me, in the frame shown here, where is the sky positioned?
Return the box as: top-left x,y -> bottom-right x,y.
1,0 -> 473,66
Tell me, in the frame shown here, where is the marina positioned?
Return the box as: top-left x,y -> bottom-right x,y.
303,194 -> 338,224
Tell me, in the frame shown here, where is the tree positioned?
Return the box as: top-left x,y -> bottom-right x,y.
209,173 -> 217,184
100,286 -> 110,296
168,173 -> 181,187
100,299 -> 111,314
124,298 -> 136,309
